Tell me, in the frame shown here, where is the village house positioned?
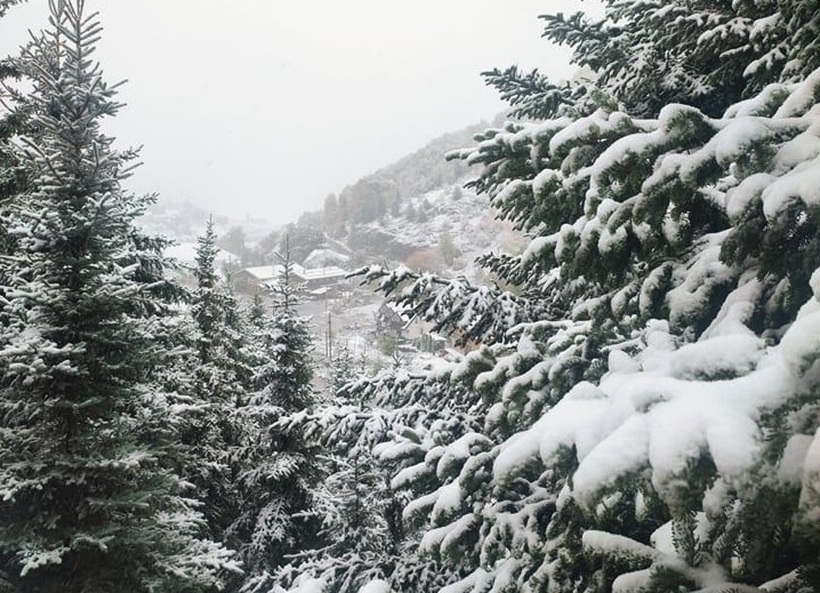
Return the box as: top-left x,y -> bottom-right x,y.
235,262 -> 349,296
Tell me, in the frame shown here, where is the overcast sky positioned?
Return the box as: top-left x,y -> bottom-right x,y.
1,1 -> 597,227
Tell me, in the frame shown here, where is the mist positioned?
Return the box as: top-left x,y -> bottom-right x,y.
0,0 -> 593,225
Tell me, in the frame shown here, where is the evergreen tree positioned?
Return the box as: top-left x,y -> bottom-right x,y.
253,251 -> 314,409
269,364 -> 470,593
192,218 -> 252,402
0,0 -> 24,18
324,341 -> 367,401
229,247 -> 321,591
0,0 -> 30,281
181,219 -> 253,546
0,2 -> 237,591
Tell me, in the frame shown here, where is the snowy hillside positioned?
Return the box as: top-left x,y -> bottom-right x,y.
352,182 -> 525,276
290,116 -> 524,277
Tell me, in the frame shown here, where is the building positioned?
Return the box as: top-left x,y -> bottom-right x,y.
235,263 -> 349,296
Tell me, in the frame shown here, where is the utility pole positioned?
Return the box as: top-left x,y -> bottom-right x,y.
326,308 -> 333,360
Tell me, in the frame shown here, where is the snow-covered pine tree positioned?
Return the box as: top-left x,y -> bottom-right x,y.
0,4 -> 30,303
323,341 -> 359,401
0,0 -> 24,18
181,218 -> 253,543
251,291 -> 464,593
273,401 -> 404,593
268,358 -> 476,593
0,105 -> 20,331
229,246 -> 322,591
194,217 -> 227,364
251,248 -> 314,411
0,2 -> 238,591
339,2 -> 820,593
191,218 -> 253,413
0,4 -> 29,589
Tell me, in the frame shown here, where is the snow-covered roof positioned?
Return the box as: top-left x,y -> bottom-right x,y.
303,248 -> 351,268
243,265 -> 279,281
242,263 -> 347,283
300,266 -> 347,281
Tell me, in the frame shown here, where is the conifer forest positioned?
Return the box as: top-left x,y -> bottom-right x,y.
3,1 -> 820,592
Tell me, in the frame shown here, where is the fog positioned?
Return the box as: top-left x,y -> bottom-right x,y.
1,1 -> 595,225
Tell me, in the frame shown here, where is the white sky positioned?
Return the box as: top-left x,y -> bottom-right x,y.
1,1 -> 597,226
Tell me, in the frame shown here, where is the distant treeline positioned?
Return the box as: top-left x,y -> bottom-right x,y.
305,117 -> 503,237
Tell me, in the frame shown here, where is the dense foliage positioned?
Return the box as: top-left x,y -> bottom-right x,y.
0,3 -> 318,591
292,2 -> 820,593
4,1 -> 820,593
230,251 -> 322,593
0,2 -> 237,590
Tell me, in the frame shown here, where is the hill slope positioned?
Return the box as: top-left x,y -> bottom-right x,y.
293,115 -> 522,275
